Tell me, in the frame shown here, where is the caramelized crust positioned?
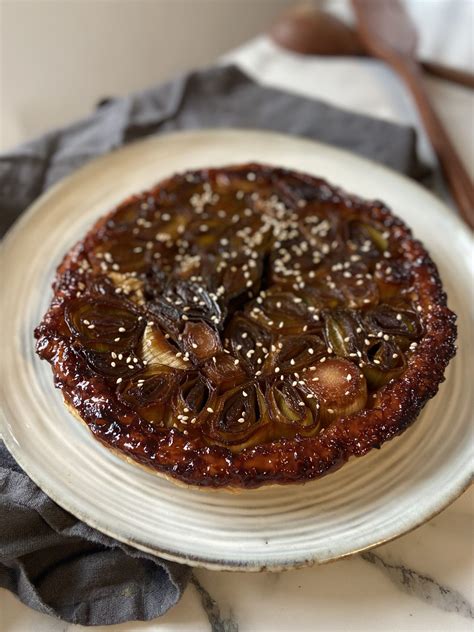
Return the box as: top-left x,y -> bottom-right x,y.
35,163 -> 457,488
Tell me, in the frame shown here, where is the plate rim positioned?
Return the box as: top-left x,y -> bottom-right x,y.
1,128 -> 473,571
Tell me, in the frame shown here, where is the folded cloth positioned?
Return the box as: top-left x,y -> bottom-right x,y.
0,64 -> 426,626
0,65 -> 426,237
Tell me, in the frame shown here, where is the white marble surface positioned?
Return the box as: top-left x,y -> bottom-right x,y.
1,487 -> 473,631
2,35 -> 473,632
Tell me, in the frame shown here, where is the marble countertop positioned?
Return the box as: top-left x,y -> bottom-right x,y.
2,35 -> 473,632
2,487 -> 473,631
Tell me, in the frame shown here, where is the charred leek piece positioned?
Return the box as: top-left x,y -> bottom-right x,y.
204,382 -> 269,450
182,321 -> 221,362
363,305 -> 421,349
348,220 -> 388,259
147,279 -> 225,336
246,289 -> 318,335
272,171 -> 325,208
65,297 -> 145,352
336,271 -> 379,309
225,315 -> 272,374
82,348 -> 143,378
323,310 -> 363,359
173,372 -> 213,428
185,217 -> 230,250
363,340 -> 406,388
140,322 -> 188,369
118,367 -> 178,425
375,260 -> 413,300
107,273 -> 145,305
301,282 -> 342,311
105,198 -> 143,231
271,334 -> 326,373
202,353 -> 247,391
219,254 -> 263,303
304,358 -> 367,425
267,379 -> 320,436
90,238 -> 150,274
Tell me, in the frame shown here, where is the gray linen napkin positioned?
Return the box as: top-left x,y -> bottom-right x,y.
0,65 -> 426,626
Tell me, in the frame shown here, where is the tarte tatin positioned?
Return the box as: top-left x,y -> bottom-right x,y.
35,163 -> 457,489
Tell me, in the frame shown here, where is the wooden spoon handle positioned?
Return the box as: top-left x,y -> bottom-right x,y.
400,60 -> 474,229
421,61 -> 474,90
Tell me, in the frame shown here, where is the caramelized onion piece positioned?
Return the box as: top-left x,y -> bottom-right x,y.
182,321 -> 221,362
267,379 -> 320,437
65,297 -> 144,352
118,367 -> 178,425
201,353 -> 247,392
203,382 -> 270,451
225,315 -> 272,374
140,322 -> 188,369
304,358 -> 367,424
363,340 -> 406,388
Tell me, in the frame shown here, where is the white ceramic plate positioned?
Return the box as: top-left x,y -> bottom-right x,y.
1,130 -> 473,571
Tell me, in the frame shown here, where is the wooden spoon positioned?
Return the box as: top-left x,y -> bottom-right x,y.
269,6 -> 474,89
352,0 -> 474,228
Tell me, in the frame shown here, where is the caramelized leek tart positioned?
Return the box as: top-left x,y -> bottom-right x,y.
35,164 -> 457,489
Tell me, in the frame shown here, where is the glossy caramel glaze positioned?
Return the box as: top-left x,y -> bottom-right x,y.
35,164 -> 457,488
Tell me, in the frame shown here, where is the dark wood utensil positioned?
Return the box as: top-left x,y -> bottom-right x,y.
269,6 -> 474,89
352,0 -> 474,229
